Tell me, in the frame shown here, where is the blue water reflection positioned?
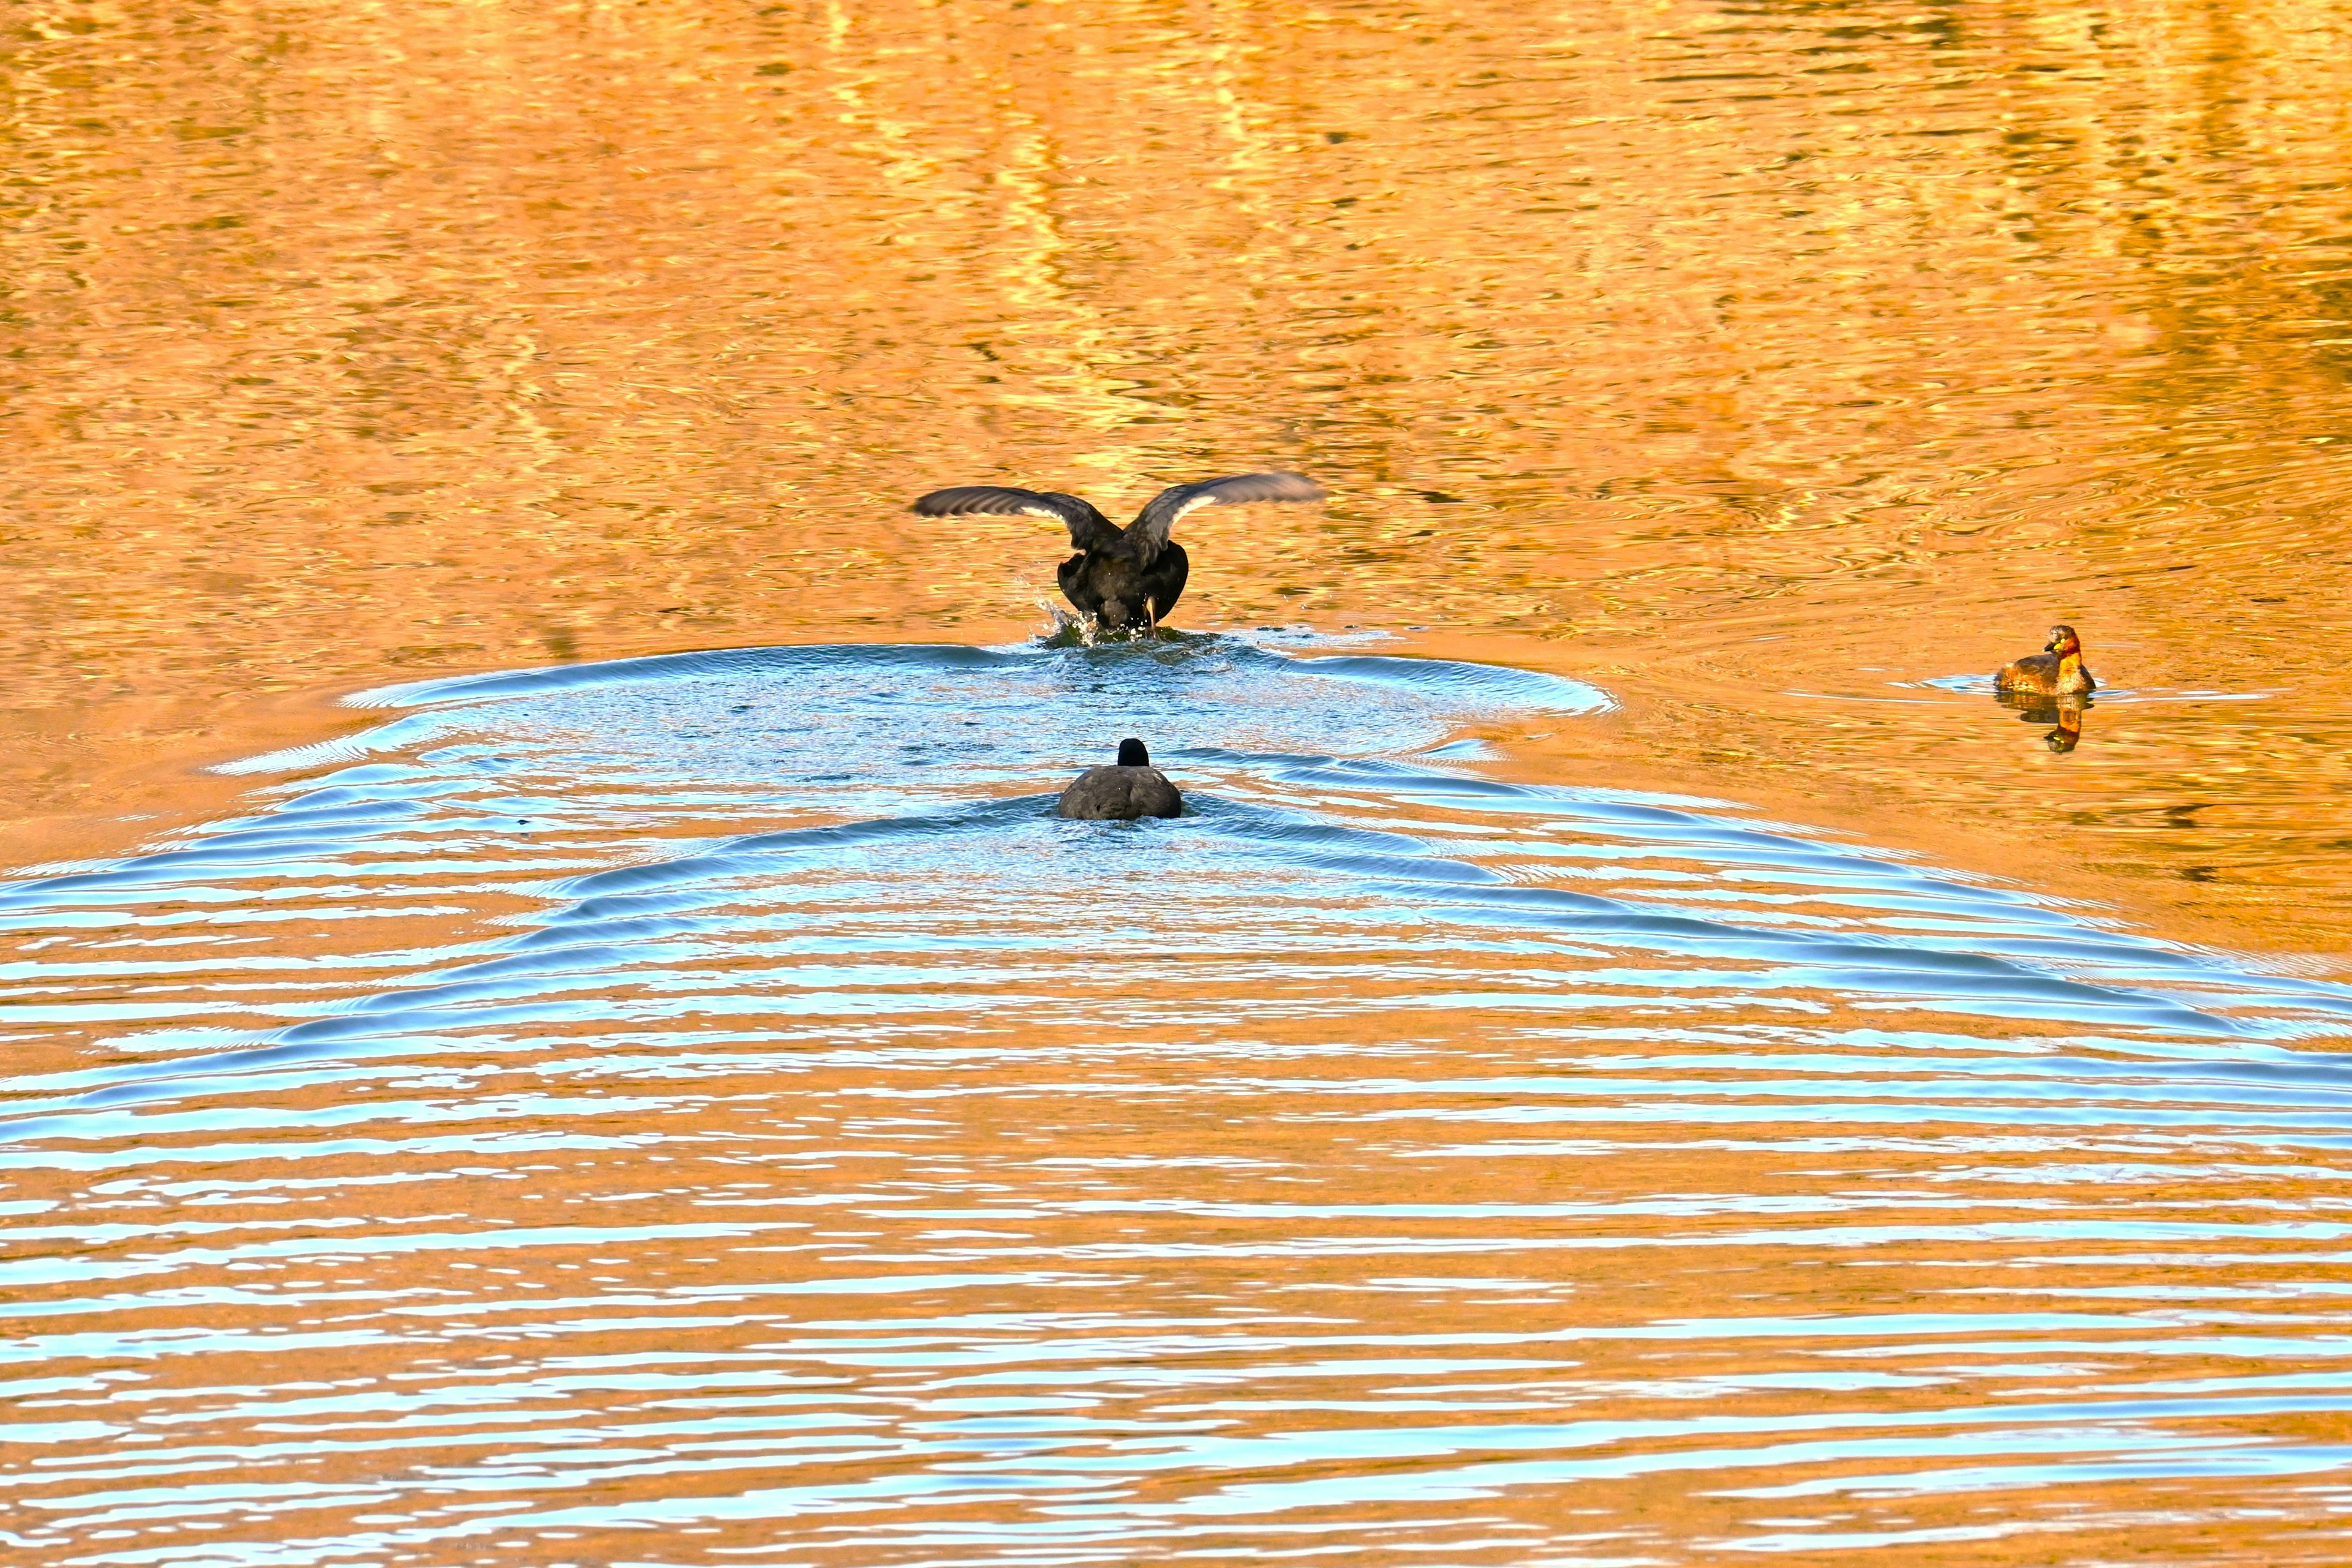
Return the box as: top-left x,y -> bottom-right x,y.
2,637 -> 2350,1565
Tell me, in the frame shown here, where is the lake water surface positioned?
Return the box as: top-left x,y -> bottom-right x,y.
7,638 -> 2352,1563
8,0 -> 2352,1560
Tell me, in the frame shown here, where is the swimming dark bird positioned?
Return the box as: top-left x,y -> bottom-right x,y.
1057,738 -> 1182,821
910,472 -> 1325,631
1994,624 -> 2096,698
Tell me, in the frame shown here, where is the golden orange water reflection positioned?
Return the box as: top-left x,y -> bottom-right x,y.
9,0 -> 2351,948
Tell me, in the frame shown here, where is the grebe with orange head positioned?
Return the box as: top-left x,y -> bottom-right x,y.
1995,624 -> 2096,698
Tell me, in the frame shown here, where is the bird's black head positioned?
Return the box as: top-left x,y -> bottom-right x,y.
1116,737 -> 1150,767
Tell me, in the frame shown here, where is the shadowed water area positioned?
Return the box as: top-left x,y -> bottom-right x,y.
9,0 -> 2352,1561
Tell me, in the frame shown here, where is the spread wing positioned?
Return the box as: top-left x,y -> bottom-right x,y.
1126,472 -> 1325,564
910,485 -> 1119,551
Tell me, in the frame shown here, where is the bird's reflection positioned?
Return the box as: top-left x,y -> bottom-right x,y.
1997,692 -> 2089,752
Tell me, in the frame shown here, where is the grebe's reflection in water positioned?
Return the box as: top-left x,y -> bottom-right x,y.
1999,689 -> 2089,752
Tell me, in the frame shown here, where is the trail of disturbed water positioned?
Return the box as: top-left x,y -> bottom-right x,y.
4,636 -> 2351,1566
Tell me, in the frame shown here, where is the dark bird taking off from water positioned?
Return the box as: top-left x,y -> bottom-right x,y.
910,472 -> 1326,631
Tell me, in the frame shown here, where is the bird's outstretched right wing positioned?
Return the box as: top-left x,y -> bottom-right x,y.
910,485 -> 1120,551
1126,472 -> 1325,564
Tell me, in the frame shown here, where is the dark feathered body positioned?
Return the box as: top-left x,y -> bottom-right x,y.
1057,764 -> 1183,820
1056,737 -> 1183,820
1058,542 -> 1189,631
909,471 -> 1321,632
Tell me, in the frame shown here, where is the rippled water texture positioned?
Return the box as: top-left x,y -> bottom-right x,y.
10,2 -> 2352,1561
7,641 -> 2352,1564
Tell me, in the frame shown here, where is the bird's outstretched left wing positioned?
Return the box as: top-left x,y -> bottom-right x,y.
1126,472 -> 1325,564
910,485 -> 1120,551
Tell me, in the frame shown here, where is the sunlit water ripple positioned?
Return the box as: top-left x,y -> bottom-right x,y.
5,636 -> 2352,1565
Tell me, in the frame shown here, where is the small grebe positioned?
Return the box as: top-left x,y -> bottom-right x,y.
1994,624 -> 2096,698
1057,738 -> 1182,821
910,472 -> 1325,632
